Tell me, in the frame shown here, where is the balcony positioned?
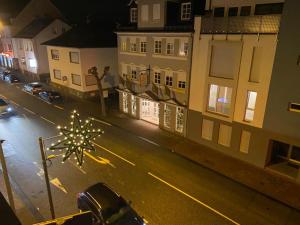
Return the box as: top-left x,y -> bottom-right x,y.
201,14 -> 281,34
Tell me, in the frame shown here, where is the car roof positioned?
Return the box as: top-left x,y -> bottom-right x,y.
85,183 -> 124,210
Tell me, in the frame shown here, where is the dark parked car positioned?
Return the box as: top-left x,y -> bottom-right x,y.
5,74 -> 19,83
77,183 -> 147,225
0,69 -> 11,80
0,98 -> 13,117
23,82 -> 43,94
39,91 -> 62,103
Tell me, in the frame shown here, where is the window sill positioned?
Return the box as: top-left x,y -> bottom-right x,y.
152,54 -> 187,61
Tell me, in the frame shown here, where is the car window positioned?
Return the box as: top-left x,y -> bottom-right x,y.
0,99 -> 7,106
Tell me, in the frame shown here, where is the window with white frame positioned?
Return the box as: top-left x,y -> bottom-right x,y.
178,81 -> 186,89
164,104 -> 172,128
141,5 -> 149,22
176,107 -> 184,133
165,75 -> 173,87
153,4 -> 161,20
181,2 -> 192,20
202,119 -> 214,140
154,40 -> 162,54
131,95 -> 136,116
131,70 -> 137,79
130,8 -> 137,23
244,91 -> 257,122
208,84 -> 232,116
140,41 -> 147,53
130,42 -> 137,52
166,42 -> 174,55
69,52 -> 80,64
53,69 -> 61,80
51,49 -> 59,60
154,72 -> 161,84
123,92 -> 128,113
71,74 -> 81,86
179,41 -> 189,56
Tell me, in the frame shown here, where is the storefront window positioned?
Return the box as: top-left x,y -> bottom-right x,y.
164,105 -> 172,128
131,95 -> 136,116
123,92 -> 128,113
176,107 -> 184,133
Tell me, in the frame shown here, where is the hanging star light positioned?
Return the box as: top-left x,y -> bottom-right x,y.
49,110 -> 103,166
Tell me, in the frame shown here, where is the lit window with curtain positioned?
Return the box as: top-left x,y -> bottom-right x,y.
208,84 -> 232,116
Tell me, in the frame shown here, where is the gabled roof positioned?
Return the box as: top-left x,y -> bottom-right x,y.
42,23 -> 117,48
13,17 -> 54,39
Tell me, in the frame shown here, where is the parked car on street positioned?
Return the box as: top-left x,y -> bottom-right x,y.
0,69 -> 11,80
39,91 -> 62,103
0,98 -> 13,117
4,74 -> 19,83
77,183 -> 147,225
23,82 -> 44,94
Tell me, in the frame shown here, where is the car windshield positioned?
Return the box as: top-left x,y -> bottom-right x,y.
104,205 -> 133,225
0,99 -> 8,106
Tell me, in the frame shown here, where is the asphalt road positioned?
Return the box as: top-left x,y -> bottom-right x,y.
0,80 -> 299,225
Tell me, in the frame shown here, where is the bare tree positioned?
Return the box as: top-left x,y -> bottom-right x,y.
88,66 -> 110,116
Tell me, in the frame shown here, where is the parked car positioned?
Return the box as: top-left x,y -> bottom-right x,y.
23,82 -> 43,94
0,69 -> 11,80
39,91 -> 62,103
0,98 -> 13,116
77,183 -> 147,225
5,74 -> 19,83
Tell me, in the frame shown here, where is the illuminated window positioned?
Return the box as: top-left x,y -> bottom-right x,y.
53,69 -> 61,80
51,49 -> 59,60
179,42 -> 188,56
181,2 -> 191,20
244,91 -> 257,122
208,84 -> 232,116
154,40 -> 162,54
131,95 -> 136,116
123,92 -> 128,113
166,43 -> 174,55
121,41 -> 126,51
176,107 -> 184,133
140,42 -> 147,53
164,104 -> 172,128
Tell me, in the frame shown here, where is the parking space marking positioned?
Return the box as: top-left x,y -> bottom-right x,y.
90,117 -> 112,126
23,107 -> 35,115
40,116 -> 56,125
92,142 -> 135,166
148,172 -> 240,225
54,105 -> 64,110
138,136 -> 160,147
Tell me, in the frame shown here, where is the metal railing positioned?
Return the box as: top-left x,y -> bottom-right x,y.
201,14 -> 281,34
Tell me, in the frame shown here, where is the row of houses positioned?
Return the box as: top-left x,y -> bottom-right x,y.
1,0 -> 300,182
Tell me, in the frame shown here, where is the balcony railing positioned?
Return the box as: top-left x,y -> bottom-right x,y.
201,14 -> 281,34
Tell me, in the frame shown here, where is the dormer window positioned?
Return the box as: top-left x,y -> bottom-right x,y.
130,8 -> 137,23
181,2 -> 192,21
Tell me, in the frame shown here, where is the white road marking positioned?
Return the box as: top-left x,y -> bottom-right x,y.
90,117 -> 112,126
23,107 -> 35,115
54,105 -> 64,110
68,160 -> 87,174
138,136 -> 160,147
92,142 -> 135,166
10,100 -> 20,106
148,172 -> 240,225
40,116 -> 56,125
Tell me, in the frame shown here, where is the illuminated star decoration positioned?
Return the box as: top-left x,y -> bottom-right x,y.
49,110 -> 103,166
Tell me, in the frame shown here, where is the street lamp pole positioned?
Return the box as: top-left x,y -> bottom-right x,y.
0,140 -> 15,212
38,137 -> 55,219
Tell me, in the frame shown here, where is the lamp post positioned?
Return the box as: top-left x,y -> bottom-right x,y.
0,140 -> 15,212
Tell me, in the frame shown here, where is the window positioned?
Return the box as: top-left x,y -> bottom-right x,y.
131,70 -> 137,79
228,7 -> 238,16
153,4 -> 160,20
154,40 -> 162,54
208,84 -> 232,116
240,6 -> 251,16
29,59 -> 37,68
164,104 -> 172,128
123,92 -> 128,113
176,107 -> 184,133
249,47 -> 263,83
141,5 -> 149,22
121,41 -> 127,51
130,43 -> 137,52
218,124 -> 232,147
179,42 -> 188,56
51,49 -> 59,60
69,52 -> 80,64
214,7 -> 225,17
165,76 -> 173,87
131,95 -> 136,116
244,91 -> 257,122
71,74 -> 81,86
130,8 -> 137,23
178,81 -> 186,89
255,3 -> 283,15
202,119 -> 214,141
53,69 -> 61,80
289,103 -> 300,113
166,43 -> 174,55
154,72 -> 161,84
140,42 -> 147,53
181,2 -> 191,20
240,131 -> 251,154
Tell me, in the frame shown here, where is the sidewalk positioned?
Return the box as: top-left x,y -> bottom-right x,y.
69,95 -> 300,211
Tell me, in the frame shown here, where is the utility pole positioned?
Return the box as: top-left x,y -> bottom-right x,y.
0,140 -> 15,212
